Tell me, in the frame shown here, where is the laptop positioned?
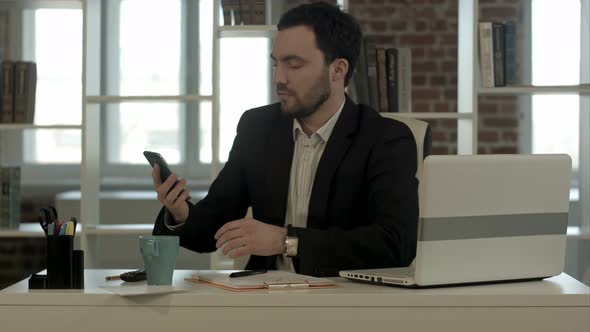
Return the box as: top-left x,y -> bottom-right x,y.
340,154 -> 572,287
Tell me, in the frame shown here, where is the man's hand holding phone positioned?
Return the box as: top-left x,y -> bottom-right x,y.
152,163 -> 190,224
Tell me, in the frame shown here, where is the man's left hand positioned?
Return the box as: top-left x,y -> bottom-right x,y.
214,218 -> 287,258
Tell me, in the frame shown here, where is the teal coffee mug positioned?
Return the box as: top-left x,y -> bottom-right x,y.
139,235 -> 179,285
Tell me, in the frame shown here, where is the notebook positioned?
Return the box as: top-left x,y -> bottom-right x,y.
340,154 -> 572,288
191,270 -> 335,291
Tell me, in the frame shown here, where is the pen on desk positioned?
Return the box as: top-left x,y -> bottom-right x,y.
105,274 -> 121,281
229,269 -> 268,278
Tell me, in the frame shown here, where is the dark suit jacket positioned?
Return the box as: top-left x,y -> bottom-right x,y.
153,96 -> 419,277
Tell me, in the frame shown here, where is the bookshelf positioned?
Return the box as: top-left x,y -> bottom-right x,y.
457,0 -> 589,239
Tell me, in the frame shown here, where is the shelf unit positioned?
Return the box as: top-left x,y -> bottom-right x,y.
456,0 -> 590,237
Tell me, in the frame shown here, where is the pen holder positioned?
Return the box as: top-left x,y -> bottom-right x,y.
72,249 -> 85,289
46,235 -> 74,289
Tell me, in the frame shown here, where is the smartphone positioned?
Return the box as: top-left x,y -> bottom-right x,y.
144,150 -> 191,200
143,150 -> 174,182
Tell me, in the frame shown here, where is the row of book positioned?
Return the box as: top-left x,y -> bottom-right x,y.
347,38 -> 413,113
376,48 -> 412,113
0,167 -> 20,230
221,0 -> 266,25
0,60 -> 37,124
478,21 -> 517,88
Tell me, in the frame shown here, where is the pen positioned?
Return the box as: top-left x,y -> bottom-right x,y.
105,275 -> 121,281
229,269 -> 267,278
70,217 -> 78,237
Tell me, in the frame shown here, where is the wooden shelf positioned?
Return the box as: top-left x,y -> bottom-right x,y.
83,224 -> 153,235
386,112 -> 474,120
479,85 -> 590,95
217,25 -> 276,38
84,95 -> 213,104
0,124 -> 82,130
0,224 -> 46,238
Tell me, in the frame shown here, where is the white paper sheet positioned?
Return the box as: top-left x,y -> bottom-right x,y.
100,285 -> 187,297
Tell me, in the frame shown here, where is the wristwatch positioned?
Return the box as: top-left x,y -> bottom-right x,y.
284,225 -> 298,257
284,236 -> 299,257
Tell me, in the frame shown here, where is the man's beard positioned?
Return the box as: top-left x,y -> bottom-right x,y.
278,70 -> 331,119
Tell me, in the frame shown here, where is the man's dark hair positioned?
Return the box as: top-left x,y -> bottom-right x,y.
277,1 -> 362,87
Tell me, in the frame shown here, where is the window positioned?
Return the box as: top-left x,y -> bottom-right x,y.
106,0 -> 183,165
22,7 -> 82,164
531,0 -> 581,172
20,0 -> 273,186
218,37 -> 272,162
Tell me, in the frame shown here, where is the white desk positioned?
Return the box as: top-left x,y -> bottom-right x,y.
1,270 -> 589,332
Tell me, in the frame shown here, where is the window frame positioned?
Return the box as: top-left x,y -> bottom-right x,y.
101,0 -> 213,183
520,0 -> 585,190
519,0 -> 589,230
18,0 -> 216,189
17,0 -> 83,187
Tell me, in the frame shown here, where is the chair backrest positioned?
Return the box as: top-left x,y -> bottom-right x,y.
380,114 -> 432,181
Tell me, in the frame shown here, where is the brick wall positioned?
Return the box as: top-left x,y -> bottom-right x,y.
348,0 -> 522,155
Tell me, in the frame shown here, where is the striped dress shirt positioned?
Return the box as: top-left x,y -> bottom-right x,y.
277,99 -> 345,272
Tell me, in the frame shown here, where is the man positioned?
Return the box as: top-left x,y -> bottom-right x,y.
151,2 -> 418,277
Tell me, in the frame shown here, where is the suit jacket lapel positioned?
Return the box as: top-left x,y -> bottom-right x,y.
307,97 -> 359,228
263,111 -> 294,226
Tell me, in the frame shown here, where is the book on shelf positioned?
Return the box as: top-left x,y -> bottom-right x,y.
1,60 -> 15,123
387,48 -> 412,113
385,48 -> 398,113
0,60 -> 36,124
376,47 -> 412,113
503,22 -> 517,86
367,65 -> 379,112
349,35 -> 372,108
0,166 -> 21,230
479,21 -> 518,88
221,0 -> 265,25
478,22 -> 494,88
492,22 -> 505,87
375,48 -> 389,112
13,61 -> 37,123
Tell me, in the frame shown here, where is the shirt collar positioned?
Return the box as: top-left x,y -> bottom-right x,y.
292,98 -> 346,143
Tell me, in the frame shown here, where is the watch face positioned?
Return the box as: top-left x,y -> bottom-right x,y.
285,237 -> 298,257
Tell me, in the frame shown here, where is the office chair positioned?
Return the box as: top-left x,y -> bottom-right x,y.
380,113 -> 432,182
